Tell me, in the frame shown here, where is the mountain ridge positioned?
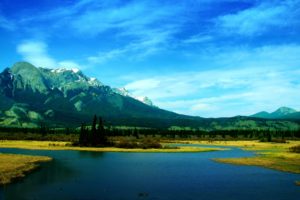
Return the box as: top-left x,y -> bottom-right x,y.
0,62 -> 183,127
251,107 -> 298,119
1,62 -> 300,131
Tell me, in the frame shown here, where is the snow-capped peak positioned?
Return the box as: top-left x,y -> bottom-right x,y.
115,87 -> 130,96
71,68 -> 80,73
50,68 -> 80,74
47,67 -> 102,87
51,68 -> 66,73
135,96 -> 154,107
113,87 -> 155,107
88,77 -> 102,86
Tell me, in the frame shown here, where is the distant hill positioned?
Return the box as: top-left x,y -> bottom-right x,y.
251,107 -> 299,119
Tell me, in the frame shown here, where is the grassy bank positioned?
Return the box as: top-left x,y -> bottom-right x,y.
213,156 -> 300,174
0,140 -> 225,153
170,140 -> 300,172
178,140 -> 300,186
163,140 -> 300,150
0,153 -> 52,185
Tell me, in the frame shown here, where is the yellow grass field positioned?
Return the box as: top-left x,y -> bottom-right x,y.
165,140 -> 300,151
0,140 -> 225,153
0,153 -> 52,185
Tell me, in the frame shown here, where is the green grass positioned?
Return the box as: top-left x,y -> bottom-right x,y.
0,153 -> 52,185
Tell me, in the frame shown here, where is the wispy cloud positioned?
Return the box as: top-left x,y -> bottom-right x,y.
3,0 -> 300,117
73,1 -> 183,62
58,60 -> 82,69
15,0 -> 185,62
16,40 -> 82,69
87,29 -> 173,64
69,1 -> 182,37
87,49 -> 126,64
216,0 -> 300,36
125,79 -> 161,91
143,68 -> 300,117
19,0 -> 182,40
183,35 -> 213,44
125,44 -> 300,117
17,41 -> 57,68
0,14 -> 15,31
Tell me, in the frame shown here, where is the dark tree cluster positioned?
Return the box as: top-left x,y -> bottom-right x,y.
1,122 -> 300,142
0,125 -> 78,141
101,128 -> 300,141
78,115 -> 108,147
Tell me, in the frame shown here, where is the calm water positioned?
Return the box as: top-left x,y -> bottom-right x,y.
0,145 -> 299,200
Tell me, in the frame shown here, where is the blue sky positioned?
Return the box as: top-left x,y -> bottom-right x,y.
1,0 -> 300,117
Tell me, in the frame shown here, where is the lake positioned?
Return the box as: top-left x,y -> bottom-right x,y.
0,145 -> 300,200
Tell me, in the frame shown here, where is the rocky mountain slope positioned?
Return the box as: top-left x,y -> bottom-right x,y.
0,62 -> 182,127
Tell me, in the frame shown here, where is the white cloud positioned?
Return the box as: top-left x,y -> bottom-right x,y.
216,1 -> 300,36
157,92 -> 254,117
58,60 -> 82,69
17,41 -> 57,68
17,0 -> 182,62
125,79 -> 161,91
70,1 -> 181,38
124,44 -> 300,117
190,103 -> 216,112
17,40 -> 83,69
87,28 -> 174,63
183,35 -> 213,44
0,15 -> 15,31
155,75 -> 300,117
88,49 -> 126,64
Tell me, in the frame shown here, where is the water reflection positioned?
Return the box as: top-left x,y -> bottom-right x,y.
0,146 -> 300,200
3,159 -> 76,200
77,150 -> 105,159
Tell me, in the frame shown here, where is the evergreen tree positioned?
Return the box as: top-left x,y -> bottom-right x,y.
267,131 -> 272,142
79,123 -> 85,146
98,116 -> 106,145
65,127 -> 70,135
91,115 -> 97,145
40,122 -> 47,136
133,128 -> 139,139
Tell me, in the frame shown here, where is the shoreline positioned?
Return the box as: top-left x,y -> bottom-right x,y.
0,140 -> 225,153
0,140 -> 225,186
1,140 -> 300,186
0,153 -> 52,185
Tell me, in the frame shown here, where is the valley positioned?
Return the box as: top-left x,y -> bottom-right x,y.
1,0 -> 300,199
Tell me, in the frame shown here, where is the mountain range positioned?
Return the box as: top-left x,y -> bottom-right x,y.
0,62 -> 299,130
0,62 -> 189,127
251,107 -> 300,119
